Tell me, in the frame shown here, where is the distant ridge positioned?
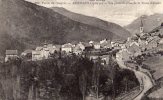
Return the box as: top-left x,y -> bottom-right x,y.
125,14 -> 163,34
52,7 -> 131,39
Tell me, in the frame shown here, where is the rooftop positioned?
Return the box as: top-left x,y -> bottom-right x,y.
32,51 -> 41,55
36,47 -> 43,51
6,50 -> 18,55
62,43 -> 73,48
82,42 -> 92,47
22,49 -> 33,54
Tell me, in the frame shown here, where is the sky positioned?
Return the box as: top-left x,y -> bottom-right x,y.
25,0 -> 163,26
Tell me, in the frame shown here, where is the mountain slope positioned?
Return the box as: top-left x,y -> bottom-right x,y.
52,7 -> 131,39
125,14 -> 163,34
0,0 -> 124,55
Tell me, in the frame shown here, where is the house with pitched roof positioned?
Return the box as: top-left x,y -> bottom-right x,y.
93,42 -> 101,49
77,42 -> 85,51
111,39 -> 126,48
129,41 -> 139,47
32,43 -> 51,61
32,47 -> 42,61
21,49 -> 33,60
47,44 -> 53,52
120,49 -> 131,61
5,50 -> 18,62
89,41 -> 94,45
146,39 -> 158,50
100,39 -> 107,44
32,51 -> 42,61
77,42 -> 92,51
138,38 -> 148,51
111,41 -> 118,47
53,45 -> 61,52
35,46 -> 43,51
128,43 -> 142,57
73,45 -> 82,55
47,44 -> 59,54
100,42 -> 112,49
21,50 -> 32,56
62,43 -> 73,53
42,43 -> 50,59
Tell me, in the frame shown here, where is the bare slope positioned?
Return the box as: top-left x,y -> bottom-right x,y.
52,7 -> 131,39
125,14 -> 163,34
0,0 -> 123,55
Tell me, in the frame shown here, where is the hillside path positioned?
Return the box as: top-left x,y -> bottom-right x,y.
115,50 -> 154,100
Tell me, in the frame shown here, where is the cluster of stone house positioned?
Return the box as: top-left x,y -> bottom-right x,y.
4,21 -> 163,63
119,22 -> 163,60
31,43 -> 61,61
5,29 -> 163,62
4,39 -> 113,62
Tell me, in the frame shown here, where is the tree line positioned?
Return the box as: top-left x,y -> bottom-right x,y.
0,52 -> 139,100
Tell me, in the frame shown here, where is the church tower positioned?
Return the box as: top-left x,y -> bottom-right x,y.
140,17 -> 144,33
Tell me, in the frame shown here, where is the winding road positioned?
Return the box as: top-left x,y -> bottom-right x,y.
115,49 -> 155,100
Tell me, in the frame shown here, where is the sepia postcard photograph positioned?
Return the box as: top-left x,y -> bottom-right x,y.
0,0 -> 163,100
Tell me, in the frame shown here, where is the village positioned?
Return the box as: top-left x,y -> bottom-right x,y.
1,14 -> 163,100
4,21 -> 163,66
2,0 -> 163,99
